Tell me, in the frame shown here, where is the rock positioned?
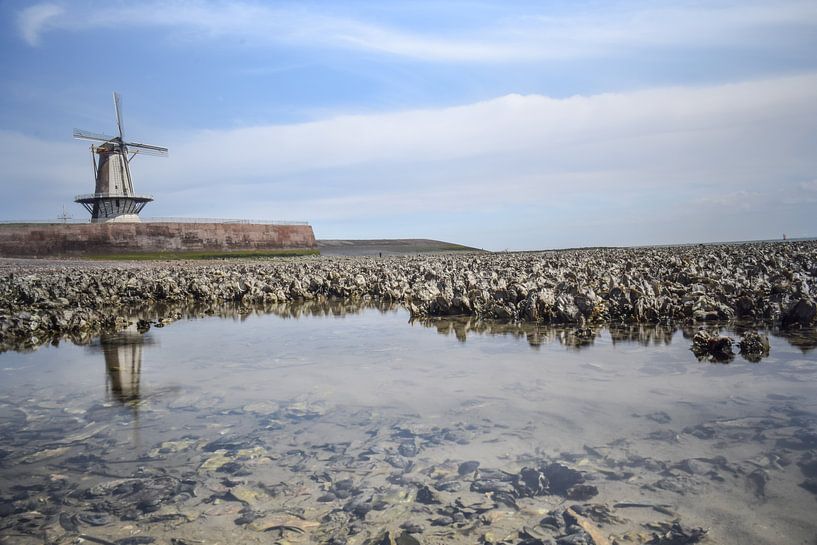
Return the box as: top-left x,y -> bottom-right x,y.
519,525 -> 553,543
738,331 -> 770,362
415,485 -> 439,505
746,468 -> 769,499
672,459 -> 710,476
470,476 -> 516,496
343,498 -> 373,518
563,507 -> 610,545
646,522 -> 707,544
77,512 -> 111,526
514,467 -> 549,497
645,411 -> 672,424
458,460 -> 480,475
396,532 -> 422,545
229,486 -> 267,506
542,463 -> 585,496
799,478 -> 817,496
782,298 -> 817,328
400,521 -> 424,534
398,442 -> 418,458
364,531 -> 395,545
116,538 -> 156,545
2,242 -> 817,352
691,330 -> 734,362
136,319 -> 151,333
566,484 -> 599,501
557,534 -> 592,545
798,457 -> 817,478
540,513 -> 564,531
58,512 -> 79,532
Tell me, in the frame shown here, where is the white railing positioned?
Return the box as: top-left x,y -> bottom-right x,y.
0,219 -> 89,224
143,217 -> 309,225
74,193 -> 154,201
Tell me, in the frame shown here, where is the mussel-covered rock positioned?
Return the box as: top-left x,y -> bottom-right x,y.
691,330 -> 734,362
782,298 -> 817,328
2,241 -> 816,352
738,331 -> 770,362
541,463 -> 588,497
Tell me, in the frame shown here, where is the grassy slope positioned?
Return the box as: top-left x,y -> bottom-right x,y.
316,239 -> 483,256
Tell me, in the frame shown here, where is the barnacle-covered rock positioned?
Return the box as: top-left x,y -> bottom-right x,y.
739,331 -> 770,362
1,241 -> 815,352
691,330 -> 734,362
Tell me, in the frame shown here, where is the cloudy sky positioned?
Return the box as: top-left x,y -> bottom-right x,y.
1,0 -> 815,249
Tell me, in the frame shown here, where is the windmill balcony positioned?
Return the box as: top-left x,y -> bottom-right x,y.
74,192 -> 154,201
74,193 -> 154,222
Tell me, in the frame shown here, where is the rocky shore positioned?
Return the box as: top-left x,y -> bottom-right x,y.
1,241 -> 816,352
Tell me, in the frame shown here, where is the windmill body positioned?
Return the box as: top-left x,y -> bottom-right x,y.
73,92 -> 167,223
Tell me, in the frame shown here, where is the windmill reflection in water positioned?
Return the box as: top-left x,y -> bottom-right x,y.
91,330 -> 153,407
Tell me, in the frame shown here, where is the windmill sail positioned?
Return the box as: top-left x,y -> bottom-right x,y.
114,92 -> 125,141
126,142 -> 169,157
73,128 -> 117,143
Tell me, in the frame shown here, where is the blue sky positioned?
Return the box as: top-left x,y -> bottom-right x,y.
1,0 -> 816,249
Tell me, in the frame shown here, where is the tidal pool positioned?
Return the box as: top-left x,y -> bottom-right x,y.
1,304 -> 816,545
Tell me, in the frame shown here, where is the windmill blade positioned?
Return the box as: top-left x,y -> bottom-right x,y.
113,91 -> 125,140
124,141 -> 168,157
73,128 -> 117,143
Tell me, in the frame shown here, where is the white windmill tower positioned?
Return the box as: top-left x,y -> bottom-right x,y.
73,92 -> 168,222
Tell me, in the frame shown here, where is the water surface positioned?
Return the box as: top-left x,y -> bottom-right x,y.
1,305 -> 816,544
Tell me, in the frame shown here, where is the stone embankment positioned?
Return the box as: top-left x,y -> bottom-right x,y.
0,222 -> 316,257
1,241 -> 815,351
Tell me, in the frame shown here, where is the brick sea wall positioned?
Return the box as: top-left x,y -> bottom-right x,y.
0,222 -> 316,256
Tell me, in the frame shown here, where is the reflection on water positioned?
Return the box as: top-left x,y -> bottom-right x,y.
10,297 -> 817,355
1,303 -> 816,545
420,316 -> 678,350
83,313 -> 816,424
417,313 -> 817,355
94,332 -> 152,406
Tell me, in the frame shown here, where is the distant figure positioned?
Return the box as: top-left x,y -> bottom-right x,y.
783,233 -> 787,240
379,252 -> 382,258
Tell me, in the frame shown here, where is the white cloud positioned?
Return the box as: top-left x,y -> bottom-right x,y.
18,3 -> 64,46
800,179 -> 817,192
14,1 -> 817,61
153,74 -> 816,181
2,74 -> 816,245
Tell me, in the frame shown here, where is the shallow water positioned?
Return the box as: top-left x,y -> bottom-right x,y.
1,305 -> 816,545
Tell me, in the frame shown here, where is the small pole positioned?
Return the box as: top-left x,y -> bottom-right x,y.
57,205 -> 72,224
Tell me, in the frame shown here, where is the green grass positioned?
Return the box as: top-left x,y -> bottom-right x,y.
86,248 -> 320,261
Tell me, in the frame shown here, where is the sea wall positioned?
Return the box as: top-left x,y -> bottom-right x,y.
0,222 -> 316,256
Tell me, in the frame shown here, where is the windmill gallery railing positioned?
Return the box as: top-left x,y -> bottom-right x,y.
0,218 -> 310,226
74,193 -> 154,201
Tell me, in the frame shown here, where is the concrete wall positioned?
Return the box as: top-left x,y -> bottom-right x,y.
0,222 -> 316,256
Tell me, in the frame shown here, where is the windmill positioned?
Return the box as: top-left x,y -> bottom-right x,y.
73,92 -> 167,222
